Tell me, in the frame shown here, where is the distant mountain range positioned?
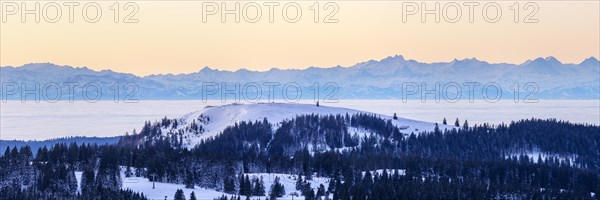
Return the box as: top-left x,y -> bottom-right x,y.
1,55 -> 598,100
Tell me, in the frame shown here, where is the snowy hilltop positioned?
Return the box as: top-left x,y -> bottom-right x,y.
129,103 -> 457,149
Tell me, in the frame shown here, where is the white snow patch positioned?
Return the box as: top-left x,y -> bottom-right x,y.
245,173 -> 329,198
347,127 -> 373,139
122,176 -> 225,200
75,171 -> 82,194
122,173 -> 332,200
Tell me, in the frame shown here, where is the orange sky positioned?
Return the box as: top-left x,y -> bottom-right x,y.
1,1 -> 599,76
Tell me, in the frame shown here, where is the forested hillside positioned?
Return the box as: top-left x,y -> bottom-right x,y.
1,114 -> 598,199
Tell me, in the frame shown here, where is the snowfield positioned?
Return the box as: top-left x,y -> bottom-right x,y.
155,103 -> 458,148
121,173 -> 330,200
117,170 -> 408,199
122,177 -> 225,200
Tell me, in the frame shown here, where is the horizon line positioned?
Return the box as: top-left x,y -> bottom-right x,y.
1,54 -> 598,77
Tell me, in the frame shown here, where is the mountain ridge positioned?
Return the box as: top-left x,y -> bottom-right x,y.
1,55 -> 598,99
3,55 -> 598,76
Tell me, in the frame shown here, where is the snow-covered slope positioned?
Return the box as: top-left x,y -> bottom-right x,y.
153,103 -> 458,148
122,172 -> 331,200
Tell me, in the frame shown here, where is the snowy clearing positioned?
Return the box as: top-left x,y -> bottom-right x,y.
121,173 -> 331,200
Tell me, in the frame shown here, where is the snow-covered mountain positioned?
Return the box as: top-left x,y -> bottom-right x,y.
2,55 -> 598,99
137,103 -> 457,148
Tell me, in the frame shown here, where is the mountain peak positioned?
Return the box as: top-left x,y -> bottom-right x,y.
235,68 -> 252,73
380,55 -> 405,62
524,56 -> 562,66
580,56 -> 599,66
544,56 -> 561,64
199,66 -> 215,72
451,57 -> 484,64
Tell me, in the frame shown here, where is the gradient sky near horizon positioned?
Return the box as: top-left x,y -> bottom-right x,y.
1,1 -> 599,76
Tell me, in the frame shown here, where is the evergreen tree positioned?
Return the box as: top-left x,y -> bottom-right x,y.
295,174 -> 304,191
214,195 -> 228,200
434,123 -> 440,133
239,174 -> 246,195
190,191 -> 197,200
125,166 -> 133,178
327,178 -> 336,193
81,166 -> 96,194
463,119 -> 469,129
454,118 -> 460,127
243,175 -> 252,196
393,113 -> 398,120
269,176 -> 285,199
252,177 -> 266,196
304,188 -> 315,200
316,184 -> 325,198
174,189 -> 186,200
185,171 -> 195,189
238,175 -> 252,196
442,118 -> 447,125
224,178 -> 235,194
